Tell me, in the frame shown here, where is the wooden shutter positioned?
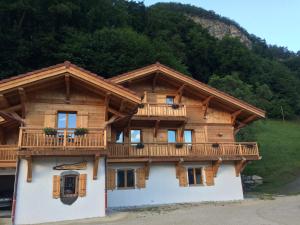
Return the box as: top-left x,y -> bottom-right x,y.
77,112 -> 88,128
205,166 -> 215,186
136,168 -> 146,189
52,175 -> 60,199
79,174 -> 87,197
44,111 -> 56,127
107,169 -> 116,190
178,166 -> 188,187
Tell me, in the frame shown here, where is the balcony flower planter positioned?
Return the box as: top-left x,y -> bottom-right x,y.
172,104 -> 180,109
43,127 -> 57,136
74,128 -> 88,136
212,143 -> 220,148
136,143 -> 144,149
246,144 -> 255,148
175,143 -> 184,148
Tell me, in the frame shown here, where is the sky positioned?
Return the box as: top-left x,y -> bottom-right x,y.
144,0 -> 300,52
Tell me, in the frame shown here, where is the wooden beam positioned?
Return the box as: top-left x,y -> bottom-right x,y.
152,73 -> 158,92
108,107 -> 126,118
0,111 -> 24,124
93,154 -> 100,180
235,115 -> 257,130
235,158 -> 247,177
18,88 -> 26,118
202,96 -> 213,118
212,158 -> 222,177
0,94 -> 9,108
176,84 -> 185,103
119,100 -> 126,112
231,109 -> 243,126
2,104 -> 22,113
65,74 -> 70,102
26,156 -> 32,182
154,120 -> 160,138
0,127 -> 5,145
104,93 -> 111,121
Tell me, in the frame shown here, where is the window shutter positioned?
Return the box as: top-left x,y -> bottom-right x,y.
178,166 -> 188,187
136,168 -> 146,189
77,112 -> 88,128
44,112 -> 56,127
107,169 -> 116,190
79,174 -> 87,197
205,166 -> 215,186
52,175 -> 60,199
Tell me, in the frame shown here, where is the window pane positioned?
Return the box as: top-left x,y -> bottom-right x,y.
116,131 -> 124,143
127,170 -> 135,187
57,113 -> 67,128
188,168 -> 194,185
131,130 -> 141,143
166,96 -> 174,105
64,176 -> 76,195
117,170 -> 125,188
68,113 -> 77,129
184,130 -> 192,143
195,168 -> 202,184
168,130 -> 176,143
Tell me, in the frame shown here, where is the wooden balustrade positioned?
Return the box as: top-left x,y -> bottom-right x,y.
136,103 -> 187,117
108,142 -> 259,158
19,127 -> 106,149
0,145 -> 18,167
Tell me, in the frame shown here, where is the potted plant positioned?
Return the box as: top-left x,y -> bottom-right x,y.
212,143 -> 220,148
136,143 -> 144,149
43,127 -> 57,136
138,103 -> 145,109
74,128 -> 88,136
246,143 -> 255,148
175,142 -> 183,148
172,104 -> 180,109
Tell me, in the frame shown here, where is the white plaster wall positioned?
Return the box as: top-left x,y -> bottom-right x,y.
15,157 -> 105,225
108,162 -> 243,207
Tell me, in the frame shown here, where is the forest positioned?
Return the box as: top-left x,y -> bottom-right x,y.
1,0 -> 300,119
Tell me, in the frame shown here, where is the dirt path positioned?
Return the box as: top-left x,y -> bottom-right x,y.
2,195 -> 300,225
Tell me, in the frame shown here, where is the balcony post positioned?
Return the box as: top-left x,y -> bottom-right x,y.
18,128 -> 23,148
238,144 -> 243,155
103,129 -> 107,148
63,129 -> 67,148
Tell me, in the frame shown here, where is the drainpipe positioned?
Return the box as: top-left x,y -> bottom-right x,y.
12,158 -> 20,225
105,156 -> 107,210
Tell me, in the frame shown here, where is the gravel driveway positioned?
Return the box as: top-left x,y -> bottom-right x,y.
2,195 -> 300,225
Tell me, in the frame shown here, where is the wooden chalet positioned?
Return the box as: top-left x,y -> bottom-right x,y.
0,62 -> 265,224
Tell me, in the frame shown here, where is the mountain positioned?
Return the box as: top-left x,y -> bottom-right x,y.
1,0 -> 300,119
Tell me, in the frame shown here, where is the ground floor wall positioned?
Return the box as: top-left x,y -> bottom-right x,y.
108,162 -> 243,207
14,157 -> 105,225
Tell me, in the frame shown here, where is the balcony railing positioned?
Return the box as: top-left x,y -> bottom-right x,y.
19,127 -> 106,149
108,142 -> 259,159
136,103 -> 187,117
0,145 -> 18,167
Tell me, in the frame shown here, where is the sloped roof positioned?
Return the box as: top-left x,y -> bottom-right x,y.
110,62 -> 266,118
0,61 -> 141,104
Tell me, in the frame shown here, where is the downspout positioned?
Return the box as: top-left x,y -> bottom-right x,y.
12,158 -> 20,225
105,156 -> 107,210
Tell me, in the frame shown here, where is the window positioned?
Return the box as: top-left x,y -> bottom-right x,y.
57,112 -> 77,129
63,175 -> 78,197
116,131 -> 124,143
117,169 -> 135,188
188,168 -> 202,185
168,130 -> 177,143
130,130 -> 141,143
184,130 -> 193,144
166,96 -> 175,105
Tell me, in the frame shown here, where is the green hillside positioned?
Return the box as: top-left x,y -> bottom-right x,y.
243,120 -> 300,193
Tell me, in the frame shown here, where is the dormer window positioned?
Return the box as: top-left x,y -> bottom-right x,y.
166,96 -> 175,105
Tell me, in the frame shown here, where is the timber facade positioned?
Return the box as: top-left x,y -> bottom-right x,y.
0,62 -> 265,224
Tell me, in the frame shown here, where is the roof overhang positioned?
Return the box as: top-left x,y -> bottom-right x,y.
110,63 -> 266,120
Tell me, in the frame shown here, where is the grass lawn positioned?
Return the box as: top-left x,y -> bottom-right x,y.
243,119 -> 300,193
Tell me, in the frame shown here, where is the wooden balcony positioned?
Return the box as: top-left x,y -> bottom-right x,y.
0,145 -> 18,168
18,127 -> 107,156
135,103 -> 187,118
108,142 -> 260,162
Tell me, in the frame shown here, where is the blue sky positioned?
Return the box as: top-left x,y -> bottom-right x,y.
144,0 -> 300,52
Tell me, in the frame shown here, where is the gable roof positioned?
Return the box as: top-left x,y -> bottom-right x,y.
109,62 -> 266,118
0,61 -> 141,104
